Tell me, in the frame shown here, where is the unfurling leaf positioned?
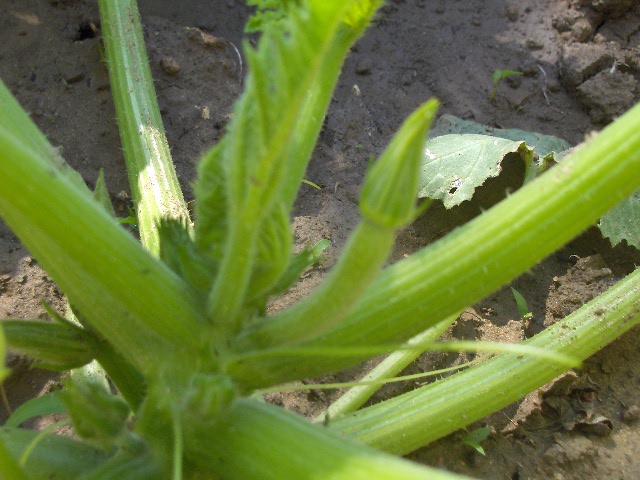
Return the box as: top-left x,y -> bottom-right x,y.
462,426 -> 491,455
246,202 -> 293,303
60,380 -> 130,446
361,100 -> 438,228
158,218 -> 216,296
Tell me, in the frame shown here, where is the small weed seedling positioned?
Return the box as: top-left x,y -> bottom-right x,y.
511,287 -> 533,321
489,69 -> 524,101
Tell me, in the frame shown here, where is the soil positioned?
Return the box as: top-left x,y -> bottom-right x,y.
1,0 -> 639,478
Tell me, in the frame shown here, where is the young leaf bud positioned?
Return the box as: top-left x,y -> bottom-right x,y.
61,380 -> 130,445
359,99 -> 438,229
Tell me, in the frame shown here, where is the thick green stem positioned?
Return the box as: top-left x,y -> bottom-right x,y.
99,0 -> 191,256
329,268 -> 640,454
227,102 -> 640,389
0,123 -> 206,374
196,398 -> 471,480
326,103 -> 640,349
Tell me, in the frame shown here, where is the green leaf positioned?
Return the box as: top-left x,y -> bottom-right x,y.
489,70 -> 523,101
198,0 -> 384,328
0,427 -> 109,479
492,69 -> 523,86
245,202 -> 293,304
267,239 -> 331,298
461,426 -> 491,455
60,380 -> 130,446
0,437 -> 29,480
418,134 -> 535,208
429,114 -> 571,156
245,0 -> 293,33
194,144 -> 227,265
599,189 -> 640,249
158,218 -> 216,297
4,393 -> 67,428
510,287 -> 532,320
93,170 -> 115,218
77,452 -> 162,480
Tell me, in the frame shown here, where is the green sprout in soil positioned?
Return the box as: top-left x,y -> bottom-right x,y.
511,287 -> 533,320
0,1 -> 639,479
462,426 -> 492,456
489,69 -> 523,101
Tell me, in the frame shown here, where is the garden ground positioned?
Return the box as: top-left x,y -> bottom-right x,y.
1,0 -> 639,478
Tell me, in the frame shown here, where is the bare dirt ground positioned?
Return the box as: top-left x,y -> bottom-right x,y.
1,0 -> 639,478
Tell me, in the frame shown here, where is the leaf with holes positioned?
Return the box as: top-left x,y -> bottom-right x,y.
418,134 -> 535,208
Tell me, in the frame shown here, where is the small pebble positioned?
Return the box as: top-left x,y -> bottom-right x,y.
526,39 -> 544,50
401,69 -> 417,86
571,18 -> 594,42
622,405 -> 640,424
471,15 -> 482,26
187,27 -> 225,49
160,56 -> 180,75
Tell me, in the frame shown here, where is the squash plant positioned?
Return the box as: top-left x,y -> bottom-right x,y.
1,0 -> 639,478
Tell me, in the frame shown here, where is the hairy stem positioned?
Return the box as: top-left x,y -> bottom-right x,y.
330,267 -> 640,454
197,398 -> 471,480
99,0 -> 191,255
0,124 -> 206,374
227,101 -> 640,389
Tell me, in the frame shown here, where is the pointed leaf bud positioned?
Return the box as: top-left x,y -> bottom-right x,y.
360,99 -> 438,229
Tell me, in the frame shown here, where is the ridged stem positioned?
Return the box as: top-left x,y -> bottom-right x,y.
330,267 -> 640,454
99,0 -> 191,256
198,398 -> 471,480
227,102 -> 640,389
0,110 -> 206,374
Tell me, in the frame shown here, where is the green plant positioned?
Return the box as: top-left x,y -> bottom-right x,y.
0,1 -> 639,479
489,69 -> 523,101
511,287 -> 533,320
461,426 -> 491,456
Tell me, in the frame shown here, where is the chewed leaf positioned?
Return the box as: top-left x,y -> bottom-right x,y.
599,189 -> 640,249
429,114 -> 571,156
418,134 -> 534,208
